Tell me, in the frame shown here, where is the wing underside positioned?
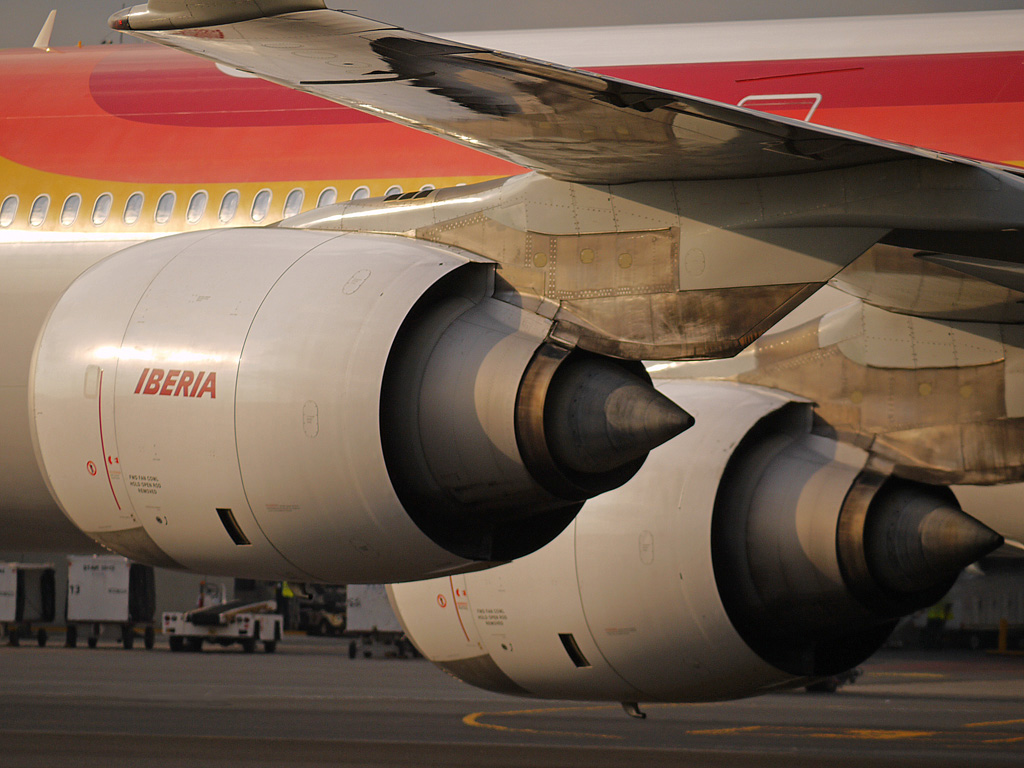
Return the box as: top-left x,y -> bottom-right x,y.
111,2 -> 1024,332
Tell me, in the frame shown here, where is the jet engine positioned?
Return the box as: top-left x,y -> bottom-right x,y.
388,380 -> 1001,702
29,229 -> 690,582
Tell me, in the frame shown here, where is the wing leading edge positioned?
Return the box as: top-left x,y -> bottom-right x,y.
109,3 -> 1007,185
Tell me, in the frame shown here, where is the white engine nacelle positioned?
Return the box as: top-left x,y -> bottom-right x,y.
389,380 -> 1001,702
30,229 -> 690,583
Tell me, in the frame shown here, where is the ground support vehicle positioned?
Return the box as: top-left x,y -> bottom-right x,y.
164,599 -> 282,653
299,584 -> 346,637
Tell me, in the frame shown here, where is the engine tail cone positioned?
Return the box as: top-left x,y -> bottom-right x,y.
545,356 -> 694,476
865,493 -> 1004,596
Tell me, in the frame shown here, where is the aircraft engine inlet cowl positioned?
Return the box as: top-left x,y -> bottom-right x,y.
28,229 -> 689,583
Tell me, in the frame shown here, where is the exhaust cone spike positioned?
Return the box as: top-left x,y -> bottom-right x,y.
544,358 -> 694,476
865,491 -> 1004,596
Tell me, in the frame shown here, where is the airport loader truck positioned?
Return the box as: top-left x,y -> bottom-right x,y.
164,583 -> 282,653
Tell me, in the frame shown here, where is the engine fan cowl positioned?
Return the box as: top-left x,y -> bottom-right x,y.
30,228 -> 688,582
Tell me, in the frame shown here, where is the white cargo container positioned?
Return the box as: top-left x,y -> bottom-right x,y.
0,563 -> 56,647
0,565 -> 16,623
67,555 -> 130,623
346,584 -> 402,633
345,584 -> 416,658
66,555 -> 156,649
947,565 -> 1024,648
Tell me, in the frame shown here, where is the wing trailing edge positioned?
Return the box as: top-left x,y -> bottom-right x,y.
110,4 -> 1017,186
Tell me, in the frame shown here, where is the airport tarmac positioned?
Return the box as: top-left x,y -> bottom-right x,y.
0,636 -> 1021,767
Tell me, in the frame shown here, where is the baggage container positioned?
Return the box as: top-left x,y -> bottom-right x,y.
66,555 -> 156,649
0,563 -> 56,646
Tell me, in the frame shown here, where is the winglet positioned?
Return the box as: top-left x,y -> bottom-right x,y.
33,9 -> 57,50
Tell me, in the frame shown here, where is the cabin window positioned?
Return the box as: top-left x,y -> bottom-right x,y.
186,191 -> 208,224
123,192 -> 144,225
29,195 -> 50,227
155,191 -> 175,224
317,187 -> 338,207
92,193 -> 112,226
384,185 -> 403,198
60,194 -> 82,226
219,190 -> 240,223
283,188 -> 304,218
0,195 -> 17,227
251,188 -> 272,223
350,186 -> 370,201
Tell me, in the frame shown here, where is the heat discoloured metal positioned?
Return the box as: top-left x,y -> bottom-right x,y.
832,244 -> 1024,323
659,301 -> 1024,485
286,174 -> 888,359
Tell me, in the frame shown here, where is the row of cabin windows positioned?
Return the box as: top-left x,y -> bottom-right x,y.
0,184 -> 403,229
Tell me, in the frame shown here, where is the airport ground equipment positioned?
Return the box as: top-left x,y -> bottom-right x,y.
299,584 -> 346,637
163,596 -> 282,653
943,560 -> 1024,649
65,555 -> 156,649
0,563 -> 56,647
346,584 -> 415,659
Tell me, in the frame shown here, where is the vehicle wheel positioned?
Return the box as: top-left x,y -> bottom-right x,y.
169,636 -> 184,652
186,637 -> 203,653
241,638 -> 256,653
9,629 -> 19,648
66,625 -> 77,648
121,626 -> 135,650
87,635 -> 98,649
348,640 -> 357,659
144,626 -> 155,650
263,641 -> 277,654
37,628 -> 48,647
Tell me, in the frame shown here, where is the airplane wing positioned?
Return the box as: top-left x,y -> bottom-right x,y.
109,2 -> 1015,185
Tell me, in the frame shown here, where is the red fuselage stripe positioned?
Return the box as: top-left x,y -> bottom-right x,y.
2,45 -> 1024,185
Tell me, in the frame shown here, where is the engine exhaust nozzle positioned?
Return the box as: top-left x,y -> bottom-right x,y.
517,345 -> 693,499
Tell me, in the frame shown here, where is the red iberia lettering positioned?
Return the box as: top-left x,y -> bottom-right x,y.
173,370 -> 194,397
159,370 -> 181,396
143,369 -> 164,395
132,369 -> 218,399
195,372 -> 217,399
190,371 -> 206,398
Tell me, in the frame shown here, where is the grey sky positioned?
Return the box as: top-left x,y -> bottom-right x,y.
1,1 -> 1023,49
